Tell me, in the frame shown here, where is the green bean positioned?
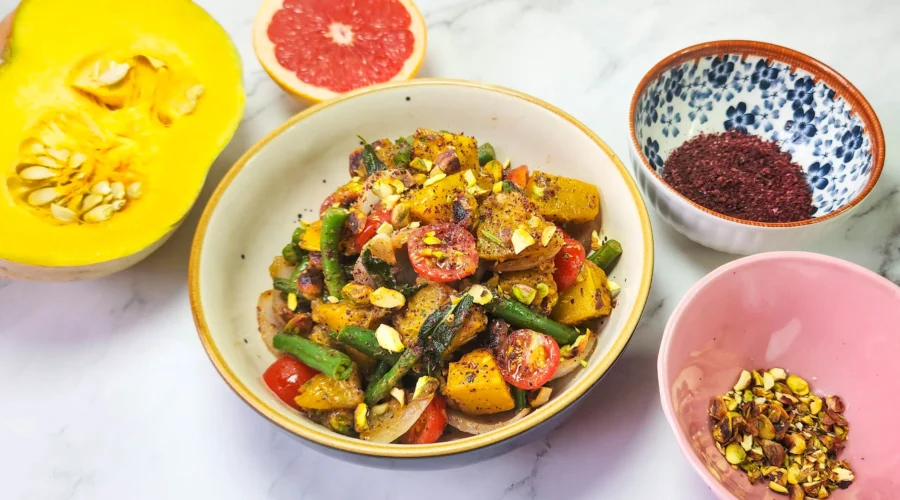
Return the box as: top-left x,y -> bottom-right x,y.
288,253 -> 310,282
282,243 -> 301,264
514,387 -> 527,411
484,296 -> 580,345
366,359 -> 393,393
478,142 -> 496,166
320,207 -> 349,298
273,333 -> 354,381
273,277 -> 299,296
331,327 -> 400,364
364,349 -> 419,405
357,136 -> 386,175
587,239 -> 623,273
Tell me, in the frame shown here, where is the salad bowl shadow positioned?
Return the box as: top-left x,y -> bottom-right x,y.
189,79 -> 654,468
628,40 -> 885,255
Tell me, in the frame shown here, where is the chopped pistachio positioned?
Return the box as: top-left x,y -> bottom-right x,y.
725,443 -> 746,465
734,370 -> 752,391
511,227 -> 535,254
512,284 -> 537,305
769,367 -> 787,380
413,376 -> 439,400
423,173 -> 446,187
370,288 -> 406,309
374,324 -> 405,352
466,284 -> 493,305
540,225 -> 556,246
787,375 -> 810,395
354,403 -> 369,432
390,387 -> 406,406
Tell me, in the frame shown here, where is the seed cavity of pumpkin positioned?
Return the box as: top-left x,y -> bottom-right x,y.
8,52 -> 203,224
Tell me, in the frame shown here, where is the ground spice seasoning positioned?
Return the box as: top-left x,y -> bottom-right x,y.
662,131 -> 814,223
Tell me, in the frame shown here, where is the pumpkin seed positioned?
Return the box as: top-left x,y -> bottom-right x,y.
27,187 -> 62,206
19,165 -> 59,181
46,148 -> 70,163
125,182 -> 143,199
110,181 -> 125,200
69,152 -> 87,168
50,203 -> 77,223
96,61 -> 131,85
83,204 -> 115,223
81,194 -> 103,212
91,180 -> 112,195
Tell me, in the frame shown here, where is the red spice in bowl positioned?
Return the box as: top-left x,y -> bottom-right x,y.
662,131 -> 814,223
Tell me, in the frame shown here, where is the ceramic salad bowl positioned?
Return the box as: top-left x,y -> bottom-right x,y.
659,252 -> 900,499
629,41 -> 885,255
189,79 -> 654,468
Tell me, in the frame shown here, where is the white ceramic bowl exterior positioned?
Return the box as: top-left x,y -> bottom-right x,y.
628,42 -> 885,255
191,80 -> 654,460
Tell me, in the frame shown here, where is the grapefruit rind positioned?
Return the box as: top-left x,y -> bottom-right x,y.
253,0 -> 427,103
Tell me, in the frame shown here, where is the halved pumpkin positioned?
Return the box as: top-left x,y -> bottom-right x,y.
0,0 -> 244,280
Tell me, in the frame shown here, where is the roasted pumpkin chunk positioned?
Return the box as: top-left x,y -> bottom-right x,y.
526,171 -> 600,223
551,260 -> 612,325
444,348 -> 515,415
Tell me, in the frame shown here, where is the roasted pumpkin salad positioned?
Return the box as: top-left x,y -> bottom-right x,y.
256,129 -> 623,443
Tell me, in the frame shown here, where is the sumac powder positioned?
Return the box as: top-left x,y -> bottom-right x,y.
662,131 -> 814,223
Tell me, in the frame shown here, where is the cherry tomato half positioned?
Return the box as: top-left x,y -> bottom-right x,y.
402,395 -> 448,444
354,208 -> 391,253
497,329 -> 561,390
553,234 -> 586,290
506,165 -> 529,190
263,356 -> 318,409
407,223 -> 478,283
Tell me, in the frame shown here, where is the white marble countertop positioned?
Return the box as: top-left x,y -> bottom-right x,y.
2,0 -> 898,498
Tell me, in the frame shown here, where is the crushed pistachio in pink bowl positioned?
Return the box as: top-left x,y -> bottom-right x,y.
658,251 -> 900,499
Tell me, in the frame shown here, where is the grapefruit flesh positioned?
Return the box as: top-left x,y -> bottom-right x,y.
254,0 -> 427,102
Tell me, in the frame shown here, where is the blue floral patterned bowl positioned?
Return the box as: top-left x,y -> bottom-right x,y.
628,40 -> 885,254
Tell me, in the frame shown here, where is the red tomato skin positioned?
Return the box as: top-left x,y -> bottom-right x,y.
319,194 -> 337,216
407,223 -> 478,283
402,395 -> 448,444
262,356 -> 318,409
354,208 -> 390,253
499,330 -> 561,390
553,236 -> 586,290
507,165 -> 529,189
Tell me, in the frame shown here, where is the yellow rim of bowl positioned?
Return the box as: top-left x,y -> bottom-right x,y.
189,78 -> 655,458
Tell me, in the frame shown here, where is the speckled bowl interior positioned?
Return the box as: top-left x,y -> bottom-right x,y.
190,79 -> 653,464
659,252 -> 900,499
633,47 -> 878,219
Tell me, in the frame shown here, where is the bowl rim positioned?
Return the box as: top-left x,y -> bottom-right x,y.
628,40 -> 886,228
657,251 -> 898,498
189,78 -> 655,459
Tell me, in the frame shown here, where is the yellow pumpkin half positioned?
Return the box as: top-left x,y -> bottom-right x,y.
0,0 -> 244,280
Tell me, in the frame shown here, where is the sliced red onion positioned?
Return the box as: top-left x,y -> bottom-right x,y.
445,408 -> 531,435
360,394 -> 434,443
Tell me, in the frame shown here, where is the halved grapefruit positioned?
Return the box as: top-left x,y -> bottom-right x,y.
253,0 -> 427,102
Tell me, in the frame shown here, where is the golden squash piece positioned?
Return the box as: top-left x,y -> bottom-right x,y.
311,299 -> 387,333
526,171 -> 601,223
475,191 -> 564,270
409,171 -> 477,224
392,283 -> 487,354
294,372 -> 364,411
444,349 -> 515,415
496,268 -> 558,315
298,220 -> 322,252
0,0 -> 244,280
551,260 -> 612,325
412,128 -> 479,171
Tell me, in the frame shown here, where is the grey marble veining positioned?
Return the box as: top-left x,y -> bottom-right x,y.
0,0 -> 897,498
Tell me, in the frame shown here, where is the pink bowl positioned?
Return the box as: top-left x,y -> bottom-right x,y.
659,252 -> 900,499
